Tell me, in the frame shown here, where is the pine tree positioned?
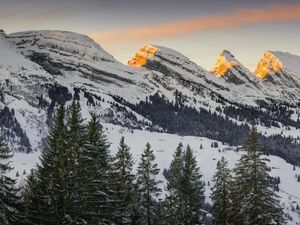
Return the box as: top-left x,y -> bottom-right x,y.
165,143 -> 184,225
23,169 -> 44,225
114,136 -> 138,224
0,136 -> 23,225
137,143 -> 162,225
211,157 -> 232,225
65,101 -> 86,224
27,105 -> 70,225
181,145 -> 205,225
79,113 -> 116,225
229,126 -> 284,225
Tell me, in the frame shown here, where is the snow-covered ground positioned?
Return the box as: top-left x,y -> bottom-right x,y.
9,123 -> 300,224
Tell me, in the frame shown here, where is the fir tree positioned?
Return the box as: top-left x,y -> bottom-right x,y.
181,145 -> 205,225
137,143 -> 162,225
165,143 -> 184,225
165,144 -> 205,225
211,157 -> 232,225
27,105 -> 70,225
0,136 -> 23,225
79,113 -> 116,225
23,169 -> 44,225
114,136 -> 138,224
229,126 -> 284,225
65,101 -> 86,224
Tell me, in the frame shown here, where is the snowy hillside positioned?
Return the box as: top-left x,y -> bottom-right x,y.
1,29 -> 300,167
10,124 -> 300,224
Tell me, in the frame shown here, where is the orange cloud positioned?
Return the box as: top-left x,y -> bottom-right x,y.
88,3 -> 300,44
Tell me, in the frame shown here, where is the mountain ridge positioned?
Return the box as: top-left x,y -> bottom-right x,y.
1,29 -> 300,167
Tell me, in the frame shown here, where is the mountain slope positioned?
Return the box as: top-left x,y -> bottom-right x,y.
1,30 -> 300,166
0,32 -> 55,150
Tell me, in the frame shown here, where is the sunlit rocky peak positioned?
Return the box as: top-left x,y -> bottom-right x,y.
128,44 -> 159,67
254,51 -> 283,79
210,50 -> 238,77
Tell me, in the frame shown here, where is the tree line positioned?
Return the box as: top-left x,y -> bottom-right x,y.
114,92 -> 300,166
0,101 -> 285,225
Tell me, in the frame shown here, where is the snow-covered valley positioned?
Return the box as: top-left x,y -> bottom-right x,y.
10,123 -> 300,224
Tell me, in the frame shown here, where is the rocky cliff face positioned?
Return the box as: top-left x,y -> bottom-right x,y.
254,51 -> 300,100
211,50 -> 258,85
255,51 -> 284,79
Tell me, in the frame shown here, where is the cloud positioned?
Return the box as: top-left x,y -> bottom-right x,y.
0,10 -> 23,19
0,9 -> 72,23
88,3 -> 300,44
23,10 -> 72,21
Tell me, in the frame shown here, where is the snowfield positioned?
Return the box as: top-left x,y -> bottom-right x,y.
10,123 -> 300,224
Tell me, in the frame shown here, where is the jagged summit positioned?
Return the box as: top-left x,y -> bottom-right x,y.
128,44 -> 160,67
211,50 -> 238,78
255,51 -> 283,79
210,50 -> 261,88
255,50 -> 300,79
254,50 -> 300,96
128,44 -> 192,67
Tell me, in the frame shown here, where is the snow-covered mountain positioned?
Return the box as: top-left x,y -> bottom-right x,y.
211,50 -> 258,85
255,51 -> 300,100
1,29 -> 300,167
0,31 -> 54,150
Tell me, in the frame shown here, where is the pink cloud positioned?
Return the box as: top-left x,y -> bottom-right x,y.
88,3 -> 300,44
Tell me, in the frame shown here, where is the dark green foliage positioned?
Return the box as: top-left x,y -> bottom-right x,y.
137,143 -> 162,225
211,157 -> 232,225
114,92 -> 250,147
114,136 -> 139,224
24,104 -> 122,225
23,169 -> 44,225
229,126 -> 285,225
24,103 -> 87,224
0,136 -> 23,225
32,104 -> 71,224
165,144 -> 205,225
79,113 -> 116,224
65,101 -> 86,223
165,143 -> 184,224
14,105 -> 288,225
181,145 -> 205,225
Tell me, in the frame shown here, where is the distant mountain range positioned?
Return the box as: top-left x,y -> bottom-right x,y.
1,29 -> 300,165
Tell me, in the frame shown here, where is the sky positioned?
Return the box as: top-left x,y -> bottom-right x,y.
1,0 -> 300,71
